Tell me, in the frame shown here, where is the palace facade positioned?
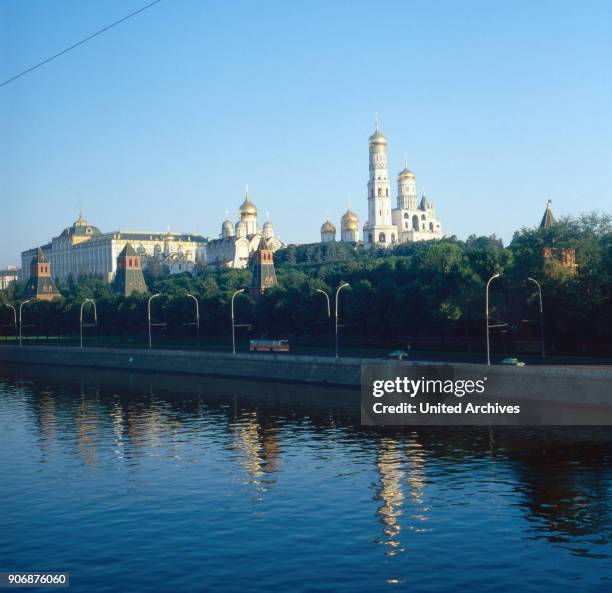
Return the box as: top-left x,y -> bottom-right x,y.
20,213 -> 207,282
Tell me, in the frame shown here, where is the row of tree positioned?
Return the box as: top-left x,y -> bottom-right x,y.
1,213 -> 611,355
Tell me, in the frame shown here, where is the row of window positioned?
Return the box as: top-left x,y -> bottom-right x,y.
370,188 -> 390,197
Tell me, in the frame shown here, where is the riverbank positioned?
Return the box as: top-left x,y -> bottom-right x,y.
0,345 -> 611,407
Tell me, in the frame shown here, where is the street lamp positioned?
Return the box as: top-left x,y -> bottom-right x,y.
485,274 -> 500,366
335,282 -> 350,359
527,277 -> 545,358
231,289 -> 245,354
2,303 -> 17,341
186,293 -> 200,347
80,299 -> 97,349
19,299 -> 31,347
147,293 -> 161,349
315,288 -> 331,338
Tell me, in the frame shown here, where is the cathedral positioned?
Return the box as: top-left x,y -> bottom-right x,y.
205,188 -> 283,268
319,120 -> 443,247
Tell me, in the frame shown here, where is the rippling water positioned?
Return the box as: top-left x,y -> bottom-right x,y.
1,363 -> 612,592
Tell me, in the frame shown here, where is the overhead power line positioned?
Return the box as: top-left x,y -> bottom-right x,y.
0,0 -> 163,88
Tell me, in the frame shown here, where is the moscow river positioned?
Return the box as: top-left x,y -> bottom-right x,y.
1,363 -> 612,593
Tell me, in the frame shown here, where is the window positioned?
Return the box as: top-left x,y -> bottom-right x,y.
368,233 -> 373,244
403,212 -> 409,219
421,214 -> 426,220
378,232 -> 386,243
391,233 -> 396,243
429,222 -> 434,231
412,215 -> 419,231
386,189 -> 389,196
378,188 -> 382,197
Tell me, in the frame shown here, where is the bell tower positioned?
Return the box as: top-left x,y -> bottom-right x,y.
365,115 -> 396,247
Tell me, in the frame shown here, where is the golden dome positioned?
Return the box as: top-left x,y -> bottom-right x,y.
398,166 -> 415,180
341,208 -> 358,223
341,208 -> 359,231
321,220 -> 336,233
239,196 -> 257,216
368,130 -> 387,145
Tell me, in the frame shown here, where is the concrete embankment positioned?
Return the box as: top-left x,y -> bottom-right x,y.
0,345 -> 611,406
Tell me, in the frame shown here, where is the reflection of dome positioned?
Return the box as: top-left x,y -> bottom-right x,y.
321,220 -> 336,233
368,129 -> 387,146
398,166 -> 415,180
239,196 -> 257,216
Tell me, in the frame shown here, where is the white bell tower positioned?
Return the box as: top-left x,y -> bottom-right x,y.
365,115 -> 397,247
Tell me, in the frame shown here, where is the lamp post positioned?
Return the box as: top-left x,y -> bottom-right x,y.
19,299 -> 31,347
2,303 -> 17,341
80,299 -> 97,349
186,293 -> 200,347
231,289 -> 245,354
527,277 -> 545,358
485,274 -> 500,366
335,282 -> 349,359
147,293 -> 161,349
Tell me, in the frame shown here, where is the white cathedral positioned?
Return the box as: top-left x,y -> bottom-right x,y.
321,121 -> 443,246
205,188 -> 283,268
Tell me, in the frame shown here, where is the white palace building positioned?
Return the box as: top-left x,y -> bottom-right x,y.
20,213 -> 207,282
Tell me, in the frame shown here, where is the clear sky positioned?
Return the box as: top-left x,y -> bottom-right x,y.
1,0 -> 611,268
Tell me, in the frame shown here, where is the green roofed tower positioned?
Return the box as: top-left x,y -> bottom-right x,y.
112,243 -> 147,296
540,199 -> 557,229
24,247 -> 61,301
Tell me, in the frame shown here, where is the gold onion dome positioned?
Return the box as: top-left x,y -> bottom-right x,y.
222,219 -> 233,229
368,129 -> 387,145
398,166 -> 415,180
341,209 -> 359,230
239,195 -> 257,215
321,220 -> 336,233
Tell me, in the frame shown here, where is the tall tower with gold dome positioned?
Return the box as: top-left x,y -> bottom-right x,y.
365,116 -> 397,247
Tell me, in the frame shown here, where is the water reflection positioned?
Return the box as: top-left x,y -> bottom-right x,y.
1,362 -> 612,589
230,410 -> 280,494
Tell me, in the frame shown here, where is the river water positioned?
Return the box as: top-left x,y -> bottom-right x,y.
1,363 -> 611,592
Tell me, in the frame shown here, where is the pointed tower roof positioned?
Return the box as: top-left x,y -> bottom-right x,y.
540,199 -> 557,229
118,242 -> 138,257
419,194 -> 431,210
34,247 -> 49,264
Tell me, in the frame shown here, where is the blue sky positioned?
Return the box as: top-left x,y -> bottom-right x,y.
1,0 -> 611,268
